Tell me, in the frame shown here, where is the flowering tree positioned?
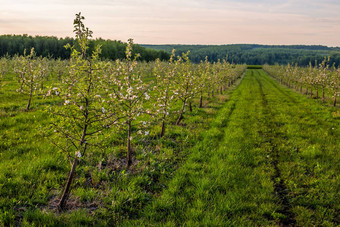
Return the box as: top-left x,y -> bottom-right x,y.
13,48 -> 45,111
48,13 -> 117,210
197,57 -> 210,108
210,60 -> 229,97
106,39 -> 152,168
289,64 -> 300,91
0,57 -> 8,90
316,57 -> 331,102
295,65 -> 305,92
221,59 -> 231,91
302,63 -> 315,96
153,49 -> 178,137
231,64 -> 246,85
173,52 -> 199,125
51,58 -> 69,82
329,67 -> 340,106
264,63 -> 339,106
215,60 -> 224,94
209,62 -> 219,98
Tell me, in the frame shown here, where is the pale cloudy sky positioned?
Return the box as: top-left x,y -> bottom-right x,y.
1,0 -> 340,46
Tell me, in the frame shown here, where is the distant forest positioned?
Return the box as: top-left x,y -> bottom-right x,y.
142,44 -> 340,67
0,35 -> 170,61
2,35 -> 340,66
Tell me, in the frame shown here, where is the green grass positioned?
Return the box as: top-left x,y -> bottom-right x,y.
247,65 -> 263,69
0,71 -> 243,225
126,69 -> 340,226
1,69 -> 339,226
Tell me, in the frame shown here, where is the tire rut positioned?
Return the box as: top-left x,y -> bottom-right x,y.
261,72 -> 298,105
254,71 -> 296,226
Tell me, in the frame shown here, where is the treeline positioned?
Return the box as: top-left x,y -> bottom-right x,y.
0,35 -> 170,61
142,44 -> 340,67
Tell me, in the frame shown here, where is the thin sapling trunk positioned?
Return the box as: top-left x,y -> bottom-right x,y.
126,120 -> 132,168
176,99 -> 186,125
57,157 -> 78,211
199,90 -> 203,108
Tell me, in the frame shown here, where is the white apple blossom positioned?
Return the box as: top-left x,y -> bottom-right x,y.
144,92 -> 150,100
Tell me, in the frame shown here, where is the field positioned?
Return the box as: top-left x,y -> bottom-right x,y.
0,15 -> 339,226
1,65 -> 339,225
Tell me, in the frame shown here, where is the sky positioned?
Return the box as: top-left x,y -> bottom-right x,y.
0,0 -> 340,46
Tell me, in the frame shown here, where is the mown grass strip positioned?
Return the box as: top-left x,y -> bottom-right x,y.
256,70 -> 340,226
128,69 -> 340,226
127,70 -> 281,226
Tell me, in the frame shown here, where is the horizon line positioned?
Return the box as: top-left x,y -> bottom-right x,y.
1,33 -> 340,48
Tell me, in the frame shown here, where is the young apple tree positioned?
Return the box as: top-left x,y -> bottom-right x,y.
48,13 -> 117,210
153,49 -> 178,137
317,57 -> 330,102
173,52 -> 199,125
0,56 -> 9,91
329,66 -> 340,106
52,58 -> 70,82
13,48 -> 45,111
197,57 -> 210,108
106,39 -> 153,168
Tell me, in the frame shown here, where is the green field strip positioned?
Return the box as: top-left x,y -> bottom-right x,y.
128,70 -> 281,225
255,70 -> 340,226
128,69 -> 340,226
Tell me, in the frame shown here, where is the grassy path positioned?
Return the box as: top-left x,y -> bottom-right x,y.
129,69 -> 340,226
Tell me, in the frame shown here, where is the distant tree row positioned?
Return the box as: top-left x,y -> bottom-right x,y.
263,59 -> 340,106
0,35 -> 170,61
142,44 -> 340,67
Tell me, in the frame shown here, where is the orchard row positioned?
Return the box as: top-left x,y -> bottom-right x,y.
263,60 -> 340,106
0,13 -> 246,210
